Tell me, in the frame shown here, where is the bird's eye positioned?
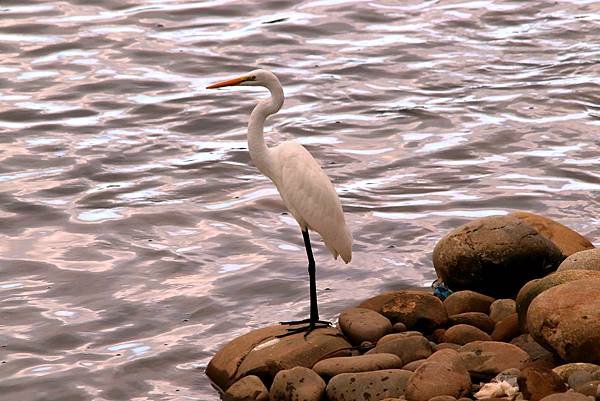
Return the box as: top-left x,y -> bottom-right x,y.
250,75 -> 256,80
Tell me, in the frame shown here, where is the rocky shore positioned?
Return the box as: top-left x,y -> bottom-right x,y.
206,211 -> 599,401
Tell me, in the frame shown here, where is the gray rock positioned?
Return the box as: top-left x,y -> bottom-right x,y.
326,369 -> 413,401
404,349 -> 471,401
338,307 -> 393,345
381,291 -> 448,332
269,366 -> 325,401
448,312 -> 495,334
443,290 -> 495,316
372,334 -> 433,364
558,248 -> 600,272
433,216 -> 564,298
459,341 -> 530,380
527,278 -> 600,363
444,324 -> 492,345
489,299 -> 517,323
312,353 -> 403,379
224,375 -> 269,401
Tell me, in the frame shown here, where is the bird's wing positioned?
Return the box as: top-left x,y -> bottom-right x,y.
271,141 -> 352,263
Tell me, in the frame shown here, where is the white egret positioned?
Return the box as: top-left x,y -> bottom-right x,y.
207,69 -> 352,335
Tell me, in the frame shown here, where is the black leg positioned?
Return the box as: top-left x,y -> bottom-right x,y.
278,229 -> 331,337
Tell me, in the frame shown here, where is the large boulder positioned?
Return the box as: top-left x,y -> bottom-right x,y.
516,270 -> 600,331
381,291 -> 448,332
338,307 -> 392,345
433,216 -> 564,298
508,211 -> 594,258
326,369 -> 413,401
557,248 -> 600,272
527,278 -> 600,363
269,367 -> 325,401
206,325 -> 351,390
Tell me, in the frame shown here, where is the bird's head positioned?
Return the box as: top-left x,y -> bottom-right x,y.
206,69 -> 278,89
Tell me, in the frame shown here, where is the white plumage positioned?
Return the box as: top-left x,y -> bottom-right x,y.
207,69 -> 352,335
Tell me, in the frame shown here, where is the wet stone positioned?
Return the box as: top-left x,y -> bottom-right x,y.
338,307 -> 393,345
433,216 -> 564,298
539,390 -> 596,401
552,363 -> 600,384
326,369 -> 413,401
312,353 -> 403,380
269,366 -> 325,401
402,359 -> 426,372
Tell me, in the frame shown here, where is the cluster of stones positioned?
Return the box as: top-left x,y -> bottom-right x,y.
206,211 -> 600,401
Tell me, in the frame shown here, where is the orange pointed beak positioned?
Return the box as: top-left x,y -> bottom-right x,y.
206,76 -> 248,89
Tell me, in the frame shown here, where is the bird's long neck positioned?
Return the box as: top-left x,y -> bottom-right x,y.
247,81 -> 284,178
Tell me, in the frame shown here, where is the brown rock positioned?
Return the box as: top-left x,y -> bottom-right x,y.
224,375 -> 268,401
434,343 -> 462,352
405,349 -> 471,401
338,307 -> 393,345
459,341 -> 530,379
326,369 -> 413,401
312,353 -> 403,379
553,363 -> 600,383
376,331 -> 423,346
372,334 -> 433,364
444,290 -> 495,316
403,359 -> 427,371
444,324 -> 492,345
511,334 -> 558,366
558,248 -> 600,272
269,366 -> 325,401
433,216 -> 564,298
448,312 -> 495,334
516,270 -> 600,331
381,291 -> 448,331
573,380 -> 600,398
489,299 -> 517,323
518,366 -> 567,401
429,396 -> 457,401
357,291 -> 406,314
392,322 -> 408,333
539,390 -> 595,400
206,325 -> 351,390
491,313 -> 520,342
527,278 -> 600,363
508,211 -> 594,258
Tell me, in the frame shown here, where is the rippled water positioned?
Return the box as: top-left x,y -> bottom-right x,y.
1,0 -> 599,399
